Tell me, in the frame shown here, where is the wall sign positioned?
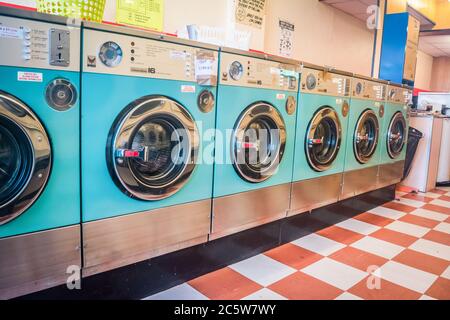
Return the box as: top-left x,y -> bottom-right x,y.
278,19 -> 294,58
116,0 -> 164,31
235,0 -> 266,29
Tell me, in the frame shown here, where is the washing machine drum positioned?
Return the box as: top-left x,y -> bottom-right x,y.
306,107 -> 342,172
387,112 -> 406,159
232,102 -> 286,183
0,91 -> 51,225
354,109 -> 379,164
108,95 -> 199,201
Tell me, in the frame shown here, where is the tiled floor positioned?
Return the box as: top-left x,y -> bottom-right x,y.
146,187 -> 450,300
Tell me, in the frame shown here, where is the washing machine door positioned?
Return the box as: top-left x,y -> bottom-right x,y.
108,96 -> 199,201
306,107 -> 342,171
0,91 -> 51,225
387,111 -> 407,159
232,102 -> 286,183
354,109 -> 379,164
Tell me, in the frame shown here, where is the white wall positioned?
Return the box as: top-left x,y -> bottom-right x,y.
414,50 -> 434,91
265,0 -> 375,76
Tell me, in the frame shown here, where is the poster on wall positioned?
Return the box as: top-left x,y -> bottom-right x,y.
235,0 -> 266,29
278,19 -> 294,57
116,0 -> 164,31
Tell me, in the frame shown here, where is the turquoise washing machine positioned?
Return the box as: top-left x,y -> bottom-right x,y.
81,23 -> 219,275
341,76 -> 387,200
0,8 -> 81,299
289,64 -> 352,216
377,83 -> 411,188
211,49 -> 299,240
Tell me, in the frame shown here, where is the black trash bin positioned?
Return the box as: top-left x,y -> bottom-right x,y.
403,126 -> 423,179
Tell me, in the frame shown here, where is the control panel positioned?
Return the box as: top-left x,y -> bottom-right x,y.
386,85 -> 404,104
300,67 -> 351,97
83,29 -> 218,85
0,15 -> 79,71
219,52 -> 299,92
352,78 -> 386,101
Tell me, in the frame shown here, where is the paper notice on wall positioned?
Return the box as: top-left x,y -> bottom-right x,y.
278,19 -> 294,58
235,0 -> 266,29
116,0 -> 164,31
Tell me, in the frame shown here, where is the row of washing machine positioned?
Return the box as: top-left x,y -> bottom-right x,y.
0,8 -> 412,299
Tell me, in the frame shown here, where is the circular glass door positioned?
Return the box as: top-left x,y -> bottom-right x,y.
306,107 -> 342,172
0,92 -> 51,225
232,102 -> 286,183
354,109 -> 379,164
108,96 -> 199,201
387,112 -> 406,159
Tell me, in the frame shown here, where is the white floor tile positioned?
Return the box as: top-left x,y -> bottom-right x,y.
301,258 -> 367,291
385,221 -> 430,238
441,266 -> 450,279
335,292 -> 363,300
434,222 -> 450,234
397,197 -> 426,208
291,234 -> 346,256
351,236 -> 404,259
336,218 -> 380,235
423,192 -> 443,199
368,206 -> 406,220
144,283 -> 208,300
410,208 -> 448,222
430,199 -> 450,209
242,288 -> 287,300
230,254 -> 296,287
419,295 -> 437,300
410,239 -> 450,261
378,261 -> 438,294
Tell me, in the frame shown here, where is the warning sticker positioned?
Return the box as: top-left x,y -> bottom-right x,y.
276,93 -> 286,100
181,85 -> 196,93
18,71 -> 43,82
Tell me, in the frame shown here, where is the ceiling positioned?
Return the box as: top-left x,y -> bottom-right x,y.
321,0 -> 450,57
419,34 -> 450,57
319,0 -> 378,22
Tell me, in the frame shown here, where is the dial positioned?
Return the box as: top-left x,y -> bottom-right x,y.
306,74 -> 317,90
229,61 -> 243,80
99,41 -> 123,67
389,89 -> 396,100
355,82 -> 363,95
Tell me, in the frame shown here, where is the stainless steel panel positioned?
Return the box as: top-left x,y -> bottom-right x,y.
289,173 -> 343,216
83,29 -> 218,82
300,68 -> 352,97
341,166 -> 380,200
0,225 -> 81,300
352,78 -> 386,101
378,161 -> 405,188
211,184 -> 290,240
83,199 -> 211,275
0,15 -> 80,72
219,52 -> 298,92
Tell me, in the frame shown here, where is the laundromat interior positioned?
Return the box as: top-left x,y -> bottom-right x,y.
0,0 -> 450,303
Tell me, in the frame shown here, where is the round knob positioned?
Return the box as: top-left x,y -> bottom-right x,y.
45,78 -> 77,111
197,90 -> 215,113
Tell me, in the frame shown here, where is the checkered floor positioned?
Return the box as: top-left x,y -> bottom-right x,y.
146,187 -> 450,300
